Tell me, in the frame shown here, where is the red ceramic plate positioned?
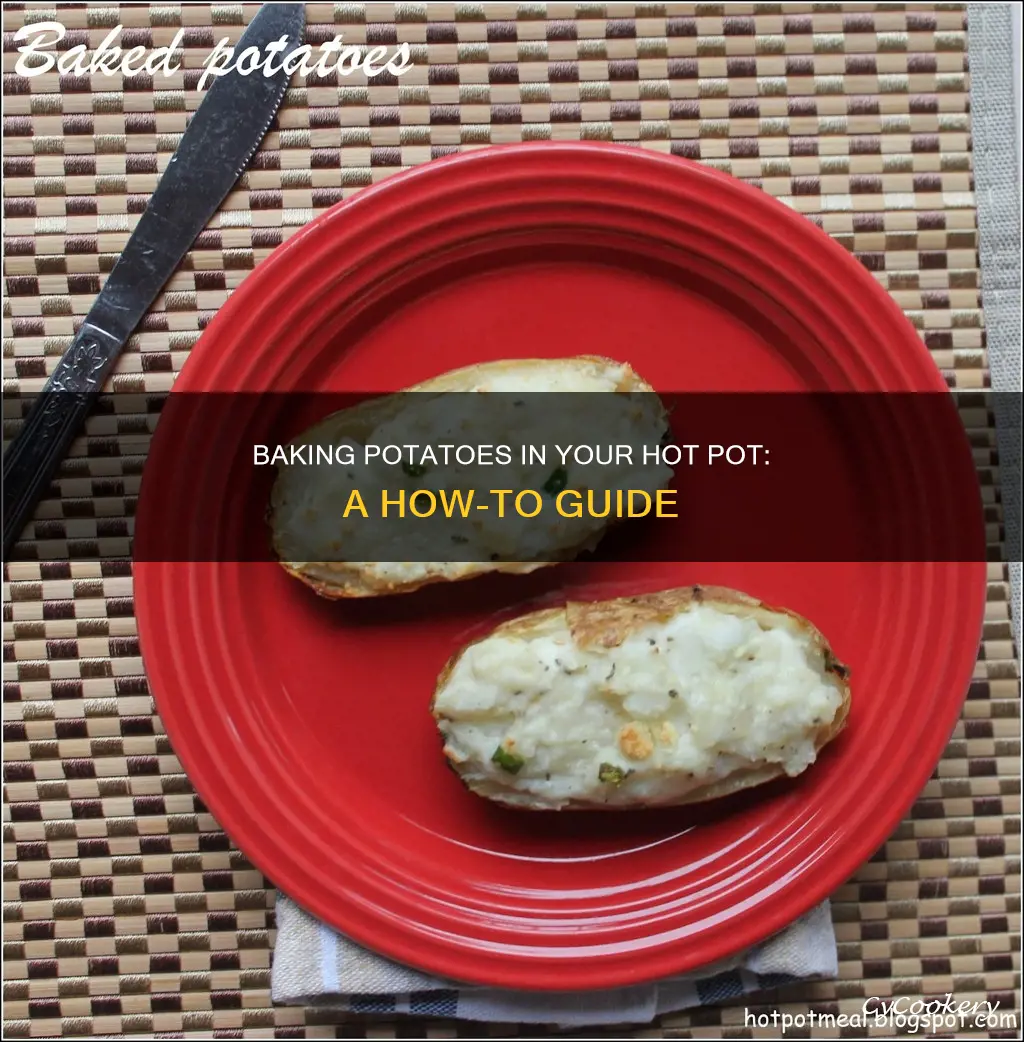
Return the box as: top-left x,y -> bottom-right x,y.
135,144 -> 985,990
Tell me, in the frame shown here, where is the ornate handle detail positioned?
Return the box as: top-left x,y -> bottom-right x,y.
48,332 -> 110,393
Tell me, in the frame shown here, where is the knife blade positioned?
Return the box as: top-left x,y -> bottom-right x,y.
2,2 -> 306,559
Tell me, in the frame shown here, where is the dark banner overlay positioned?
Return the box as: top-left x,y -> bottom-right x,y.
3,392 -> 1017,564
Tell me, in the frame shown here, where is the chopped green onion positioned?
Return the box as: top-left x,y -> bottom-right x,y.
402,460 -> 428,478
542,466 -> 568,496
598,762 -> 629,785
492,744 -> 526,774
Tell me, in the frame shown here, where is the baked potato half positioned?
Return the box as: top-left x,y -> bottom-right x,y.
269,356 -> 671,598
432,585 -> 851,810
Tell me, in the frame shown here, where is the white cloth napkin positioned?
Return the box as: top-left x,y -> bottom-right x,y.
270,893 -> 838,1027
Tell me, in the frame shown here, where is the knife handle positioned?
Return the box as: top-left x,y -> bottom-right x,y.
3,324 -> 121,560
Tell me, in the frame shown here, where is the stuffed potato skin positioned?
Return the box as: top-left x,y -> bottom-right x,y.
432,586 -> 851,811
269,356 -> 670,598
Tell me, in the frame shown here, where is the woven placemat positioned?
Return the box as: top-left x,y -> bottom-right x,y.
3,2 -> 1020,1038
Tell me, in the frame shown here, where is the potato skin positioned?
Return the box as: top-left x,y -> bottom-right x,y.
269,355 -> 663,599
433,585 -> 851,810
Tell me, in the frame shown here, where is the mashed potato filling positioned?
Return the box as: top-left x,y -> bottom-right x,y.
434,604 -> 845,810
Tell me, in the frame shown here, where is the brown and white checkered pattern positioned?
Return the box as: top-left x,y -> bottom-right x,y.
2,3 -> 1019,1037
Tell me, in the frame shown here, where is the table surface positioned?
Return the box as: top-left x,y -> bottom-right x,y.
3,2 -> 1021,1038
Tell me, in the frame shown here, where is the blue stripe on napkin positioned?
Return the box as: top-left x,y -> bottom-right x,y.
695,969 -> 745,1004
351,994 -> 398,1014
754,972 -> 801,990
409,991 -> 459,1016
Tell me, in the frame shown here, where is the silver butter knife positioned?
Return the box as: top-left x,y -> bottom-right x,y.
2,2 -> 306,559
